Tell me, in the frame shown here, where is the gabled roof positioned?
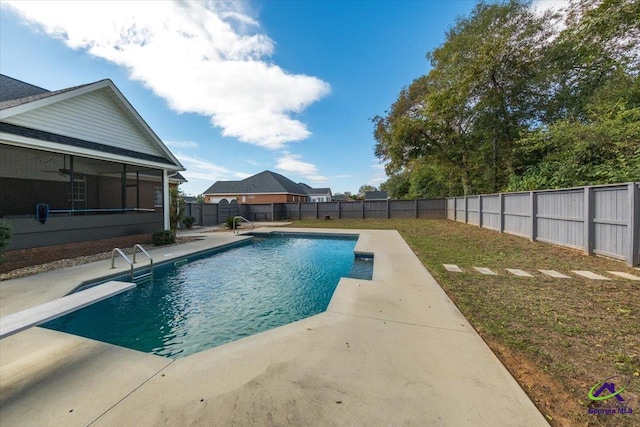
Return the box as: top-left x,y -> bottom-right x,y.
306,187 -> 332,195
365,191 -> 388,200
0,74 -> 93,109
203,170 -> 309,195
0,74 -> 48,103
0,74 -> 184,171
298,182 -> 332,196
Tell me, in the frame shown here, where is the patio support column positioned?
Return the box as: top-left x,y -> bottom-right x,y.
121,164 -> 127,211
69,155 -> 75,213
136,171 -> 140,209
162,170 -> 170,230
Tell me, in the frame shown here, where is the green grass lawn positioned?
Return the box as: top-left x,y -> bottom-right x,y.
286,218 -> 640,427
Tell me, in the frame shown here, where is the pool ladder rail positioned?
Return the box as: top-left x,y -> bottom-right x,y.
233,216 -> 255,234
110,244 -> 154,281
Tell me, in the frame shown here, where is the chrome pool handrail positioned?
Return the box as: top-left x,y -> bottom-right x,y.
110,248 -> 134,280
233,216 -> 255,234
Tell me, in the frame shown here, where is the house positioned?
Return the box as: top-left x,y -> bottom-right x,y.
0,74 -> 185,270
365,191 -> 388,200
202,170 -> 331,204
331,194 -> 352,202
298,183 -> 332,202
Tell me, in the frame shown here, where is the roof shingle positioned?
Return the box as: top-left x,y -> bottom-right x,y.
204,170 -> 310,195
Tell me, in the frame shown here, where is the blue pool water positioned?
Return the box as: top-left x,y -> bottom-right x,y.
44,234 -> 372,358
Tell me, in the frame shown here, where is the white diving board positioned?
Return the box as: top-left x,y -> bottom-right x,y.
0,281 -> 135,339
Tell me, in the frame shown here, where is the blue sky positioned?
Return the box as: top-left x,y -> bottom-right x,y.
0,1 -> 562,196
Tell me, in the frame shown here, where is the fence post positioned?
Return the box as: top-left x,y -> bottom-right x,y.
315,202 -> 319,219
387,199 -> 390,219
627,182 -> 639,266
477,196 -> 483,228
498,193 -> 504,233
584,186 -> 594,256
415,199 -> 419,219
298,202 -> 301,221
338,201 -> 341,219
271,203 -> 275,222
530,191 -> 537,242
362,201 -> 365,219
200,202 -> 204,226
464,197 -> 468,223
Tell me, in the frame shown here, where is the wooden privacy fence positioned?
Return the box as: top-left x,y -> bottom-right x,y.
447,183 -> 640,266
184,199 -> 446,226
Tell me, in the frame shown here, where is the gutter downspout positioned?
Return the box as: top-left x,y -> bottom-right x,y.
163,170 -> 170,230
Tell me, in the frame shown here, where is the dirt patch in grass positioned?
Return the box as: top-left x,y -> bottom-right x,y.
288,219 -> 640,427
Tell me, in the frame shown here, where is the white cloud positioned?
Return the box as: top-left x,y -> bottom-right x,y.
5,0 -> 330,149
275,151 -> 327,183
369,161 -> 387,185
165,140 -> 199,149
531,0 -> 569,15
171,151 -> 247,195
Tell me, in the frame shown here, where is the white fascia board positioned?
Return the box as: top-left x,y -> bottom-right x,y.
1,134 -> 183,172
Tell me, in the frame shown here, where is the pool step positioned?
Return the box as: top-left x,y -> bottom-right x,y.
133,272 -> 153,284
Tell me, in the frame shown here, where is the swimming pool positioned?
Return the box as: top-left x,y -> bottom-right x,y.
43,233 -> 373,358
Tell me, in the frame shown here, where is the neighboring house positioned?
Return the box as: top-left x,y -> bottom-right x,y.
332,194 -> 352,202
298,183 -> 332,202
203,170 -> 327,204
0,74 -> 185,267
365,191 -> 388,200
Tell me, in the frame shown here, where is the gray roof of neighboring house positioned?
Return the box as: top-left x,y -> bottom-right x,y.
204,170 -> 309,195
365,191 -> 388,200
306,188 -> 332,195
332,194 -> 352,201
298,183 -> 331,195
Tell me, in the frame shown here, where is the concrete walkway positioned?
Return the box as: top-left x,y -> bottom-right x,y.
0,228 -> 549,426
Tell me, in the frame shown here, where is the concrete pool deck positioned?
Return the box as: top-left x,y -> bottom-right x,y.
0,228 -> 549,426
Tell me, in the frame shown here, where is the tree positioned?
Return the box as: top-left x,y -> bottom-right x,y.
358,184 -> 378,198
169,187 -> 186,233
375,0 -> 639,195
374,1 -> 555,196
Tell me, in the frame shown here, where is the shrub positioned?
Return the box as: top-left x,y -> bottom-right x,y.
224,216 -> 241,229
152,229 -> 175,246
183,216 -> 196,229
0,219 -> 11,261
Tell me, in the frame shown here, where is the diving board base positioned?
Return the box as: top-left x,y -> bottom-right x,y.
0,281 -> 135,339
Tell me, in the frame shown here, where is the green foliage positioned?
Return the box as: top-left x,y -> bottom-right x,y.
358,184 -> 378,198
0,219 -> 11,261
508,106 -> 640,190
182,216 -> 196,229
169,187 -> 186,233
374,0 -> 640,196
152,229 -> 175,246
224,216 -> 241,229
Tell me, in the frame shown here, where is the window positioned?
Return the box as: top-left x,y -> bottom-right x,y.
154,186 -> 162,207
73,176 -> 87,210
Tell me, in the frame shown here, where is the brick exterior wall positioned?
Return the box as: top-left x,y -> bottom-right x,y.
0,233 -> 153,273
206,194 -> 308,204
